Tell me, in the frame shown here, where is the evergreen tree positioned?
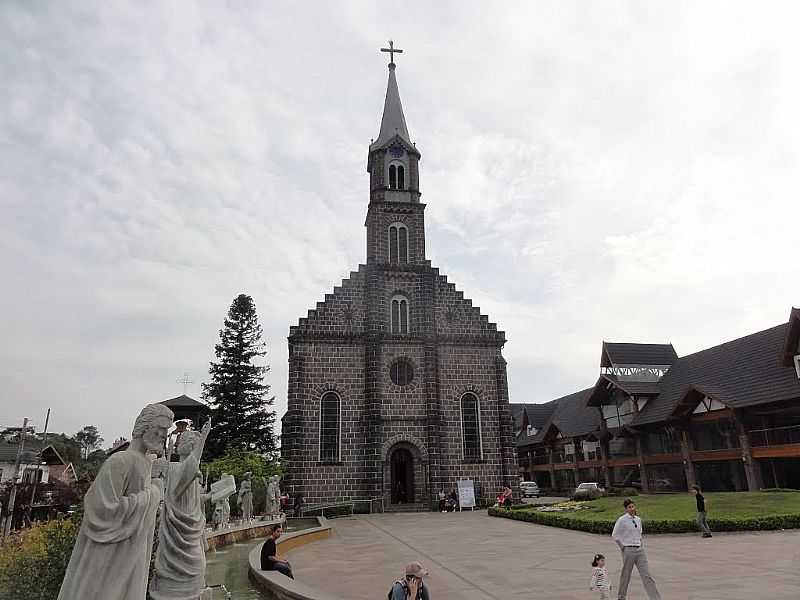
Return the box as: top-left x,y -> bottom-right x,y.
202,294 -> 276,459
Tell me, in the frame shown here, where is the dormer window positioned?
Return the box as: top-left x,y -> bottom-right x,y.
388,223 -> 409,264
388,162 -> 405,190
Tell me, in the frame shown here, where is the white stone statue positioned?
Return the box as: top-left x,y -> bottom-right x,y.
273,475 -> 283,514
238,471 -> 253,522
211,473 -> 235,530
149,421 -> 212,600
265,475 -> 278,516
57,403 -> 174,600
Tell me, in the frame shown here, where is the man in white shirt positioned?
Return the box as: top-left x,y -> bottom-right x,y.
611,498 -> 661,600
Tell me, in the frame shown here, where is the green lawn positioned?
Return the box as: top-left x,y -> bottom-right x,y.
490,491 -> 800,534
563,491 -> 800,522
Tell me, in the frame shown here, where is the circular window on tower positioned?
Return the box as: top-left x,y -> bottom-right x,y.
389,359 -> 415,387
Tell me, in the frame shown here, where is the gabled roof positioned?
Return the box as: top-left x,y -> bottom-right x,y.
159,395 -> 207,409
781,307 -> 800,367
0,441 -> 62,465
587,375 -> 662,406
601,342 -> 678,367
634,323 -> 800,426
509,402 -> 558,433
518,388 -> 598,446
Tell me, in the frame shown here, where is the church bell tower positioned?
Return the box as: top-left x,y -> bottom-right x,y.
365,41 -> 425,266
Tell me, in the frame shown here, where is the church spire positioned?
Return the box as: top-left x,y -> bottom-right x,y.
371,41 -> 411,151
367,41 -> 421,205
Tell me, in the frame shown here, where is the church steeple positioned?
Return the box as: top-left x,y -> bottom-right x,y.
367,41 -> 421,205
371,62 -> 411,150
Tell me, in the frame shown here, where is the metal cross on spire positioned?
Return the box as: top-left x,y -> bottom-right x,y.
176,372 -> 193,395
380,40 -> 403,65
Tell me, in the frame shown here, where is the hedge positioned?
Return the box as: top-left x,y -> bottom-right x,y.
488,506 -> 800,534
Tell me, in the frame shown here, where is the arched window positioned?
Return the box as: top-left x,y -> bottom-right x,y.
388,223 -> 408,264
461,393 -> 482,460
388,162 -> 405,190
319,392 -> 341,462
391,295 -> 409,334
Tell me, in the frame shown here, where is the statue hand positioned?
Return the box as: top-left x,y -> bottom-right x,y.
201,420 -> 212,436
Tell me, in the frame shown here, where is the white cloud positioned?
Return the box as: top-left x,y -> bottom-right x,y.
0,1 -> 797,441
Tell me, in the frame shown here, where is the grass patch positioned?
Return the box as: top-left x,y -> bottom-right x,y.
490,491 -> 800,534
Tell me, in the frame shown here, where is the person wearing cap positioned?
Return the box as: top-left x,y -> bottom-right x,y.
389,562 -> 430,600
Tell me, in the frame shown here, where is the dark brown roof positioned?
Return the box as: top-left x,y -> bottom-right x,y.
518,388 -> 597,446
781,307 -> 800,367
510,402 -> 559,432
159,394 -> 207,408
587,375 -> 662,406
634,323 -> 800,425
601,342 -> 678,367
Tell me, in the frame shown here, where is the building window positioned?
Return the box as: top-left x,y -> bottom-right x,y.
319,392 -> 341,462
690,418 -> 740,452
391,295 -> 409,334
602,397 -> 635,429
390,359 -> 414,386
692,396 -> 726,414
388,163 -> 405,190
388,223 -> 409,264
461,392 -> 482,460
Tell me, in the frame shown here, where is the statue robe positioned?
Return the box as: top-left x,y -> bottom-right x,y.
239,480 -> 253,520
149,454 -> 206,600
57,450 -> 161,600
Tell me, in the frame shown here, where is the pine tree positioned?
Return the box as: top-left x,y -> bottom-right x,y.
202,294 -> 276,459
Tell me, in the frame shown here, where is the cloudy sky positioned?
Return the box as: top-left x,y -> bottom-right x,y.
1,2 -> 797,444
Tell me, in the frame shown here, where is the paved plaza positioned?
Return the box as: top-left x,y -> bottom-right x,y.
286,510 -> 800,599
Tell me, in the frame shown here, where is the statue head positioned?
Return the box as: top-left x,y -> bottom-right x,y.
243,471 -> 252,481
131,404 -> 174,454
177,430 -> 201,458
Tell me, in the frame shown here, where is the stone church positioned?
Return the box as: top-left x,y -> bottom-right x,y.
281,51 -> 517,510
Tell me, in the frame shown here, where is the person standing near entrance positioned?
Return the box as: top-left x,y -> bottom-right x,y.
691,484 -> 713,538
611,499 -> 661,600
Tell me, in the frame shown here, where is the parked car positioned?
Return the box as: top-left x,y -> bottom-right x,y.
520,481 -> 540,498
572,482 -> 606,500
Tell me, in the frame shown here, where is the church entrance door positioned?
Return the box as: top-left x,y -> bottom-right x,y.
390,448 -> 414,504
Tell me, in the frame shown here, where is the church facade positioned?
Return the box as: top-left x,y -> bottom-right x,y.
281,55 -> 517,509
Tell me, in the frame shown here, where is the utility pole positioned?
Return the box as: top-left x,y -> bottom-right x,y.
3,417 -> 28,537
27,408 -> 50,525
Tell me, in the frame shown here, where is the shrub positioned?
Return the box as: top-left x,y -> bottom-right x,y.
488,506 -> 800,534
607,487 -> 639,497
0,517 -> 79,600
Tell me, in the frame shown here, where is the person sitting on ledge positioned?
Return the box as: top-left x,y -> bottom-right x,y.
260,525 -> 294,579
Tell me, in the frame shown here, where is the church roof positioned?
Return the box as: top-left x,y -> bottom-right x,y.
369,64 -> 412,152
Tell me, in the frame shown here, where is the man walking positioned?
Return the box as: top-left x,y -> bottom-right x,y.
611,499 -> 661,600
691,484 -> 713,538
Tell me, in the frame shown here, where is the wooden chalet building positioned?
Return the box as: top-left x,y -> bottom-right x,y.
516,307 -> 800,493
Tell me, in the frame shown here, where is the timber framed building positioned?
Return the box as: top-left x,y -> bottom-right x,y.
515,307 -> 800,493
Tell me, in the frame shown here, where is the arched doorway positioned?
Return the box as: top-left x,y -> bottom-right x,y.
390,447 -> 414,504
